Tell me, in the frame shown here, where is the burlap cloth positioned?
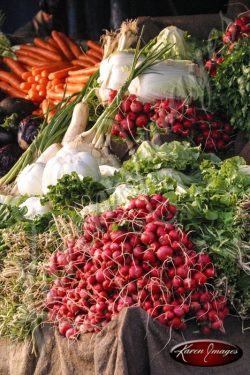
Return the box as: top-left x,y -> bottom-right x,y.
0,307 -> 249,375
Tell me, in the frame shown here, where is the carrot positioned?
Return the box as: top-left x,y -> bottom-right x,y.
64,82 -> 85,92
51,31 -> 74,60
79,54 -> 99,65
0,70 -> 23,91
32,61 -> 69,76
0,81 -> 27,98
17,55 -> 48,67
50,79 -> 64,87
41,99 -> 49,114
20,82 -> 32,91
46,89 -> 69,101
68,65 -> 99,76
27,76 -> 35,83
86,49 -> 102,61
34,75 -> 41,82
36,84 -> 47,92
34,37 -> 61,53
27,88 -> 43,102
21,71 -> 32,80
19,44 -> 63,62
39,77 -> 48,85
48,66 -> 79,80
66,75 -> 90,84
32,107 -> 43,116
41,62 -> 71,77
71,59 -> 91,67
2,57 -> 27,78
59,33 -> 82,58
86,40 -> 103,53
54,84 -> 64,92
16,50 -> 50,63
48,37 -> 59,48
38,90 -> 46,97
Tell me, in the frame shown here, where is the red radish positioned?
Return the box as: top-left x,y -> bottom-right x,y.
130,101 -> 143,113
141,231 -> 155,245
135,114 -> 148,127
156,246 -> 173,261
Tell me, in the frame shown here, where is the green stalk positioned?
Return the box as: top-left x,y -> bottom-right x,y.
0,73 -> 98,186
80,35 -> 173,149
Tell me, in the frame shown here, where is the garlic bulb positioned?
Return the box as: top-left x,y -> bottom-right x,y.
17,162 -> 45,195
42,151 -> 101,193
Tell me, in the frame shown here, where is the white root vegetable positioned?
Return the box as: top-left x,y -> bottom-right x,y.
19,197 -> 50,219
37,143 -> 62,163
17,162 -> 45,195
42,151 -> 101,194
62,101 -> 89,146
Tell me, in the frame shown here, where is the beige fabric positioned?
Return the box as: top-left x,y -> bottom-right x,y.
0,307 -> 250,375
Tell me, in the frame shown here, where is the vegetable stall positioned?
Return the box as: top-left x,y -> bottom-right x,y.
0,5 -> 250,375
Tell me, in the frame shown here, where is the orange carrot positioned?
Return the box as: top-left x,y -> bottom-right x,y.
27,88 -> 43,102
66,75 -> 90,84
86,40 -> 103,53
41,62 -> 71,77
0,81 -> 27,98
48,37 -> 59,48
32,107 -> 43,116
16,50 -> 50,63
17,55 -> 48,67
68,65 -> 99,76
0,71 -> 23,90
34,75 -> 41,82
50,79 -> 64,87
46,89 -> 69,100
34,37 -> 61,53
27,76 -> 35,83
41,99 -> 49,114
39,77 -> 48,85
20,82 -> 32,91
64,82 -> 85,92
79,54 -> 99,65
19,44 -> 63,62
51,31 -> 74,60
71,59 -> 91,67
21,71 -> 32,80
48,66 -> 79,80
31,61 -> 69,76
86,48 -> 102,60
59,33 -> 82,58
2,57 -> 27,78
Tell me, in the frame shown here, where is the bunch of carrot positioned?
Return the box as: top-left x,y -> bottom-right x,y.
0,31 -> 103,118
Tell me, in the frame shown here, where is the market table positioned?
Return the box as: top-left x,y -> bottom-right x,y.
1,307 -> 250,375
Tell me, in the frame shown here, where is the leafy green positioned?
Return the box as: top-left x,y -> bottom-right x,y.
211,38 -> 250,136
119,141 -> 201,177
42,172 -> 109,211
176,156 -> 250,314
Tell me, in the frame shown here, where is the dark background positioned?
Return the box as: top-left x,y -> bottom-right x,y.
0,0 -> 229,39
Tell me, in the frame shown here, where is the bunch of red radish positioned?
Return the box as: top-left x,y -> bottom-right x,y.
110,92 -> 234,152
205,14 -> 250,76
46,194 -> 229,339
152,99 -> 234,152
110,92 -> 151,139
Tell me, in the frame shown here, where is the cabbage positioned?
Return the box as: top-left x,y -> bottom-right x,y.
150,26 -> 190,59
128,59 -> 203,103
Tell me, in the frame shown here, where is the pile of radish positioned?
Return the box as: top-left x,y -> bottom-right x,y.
111,93 -> 234,152
205,14 -> 250,76
46,194 -> 229,339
